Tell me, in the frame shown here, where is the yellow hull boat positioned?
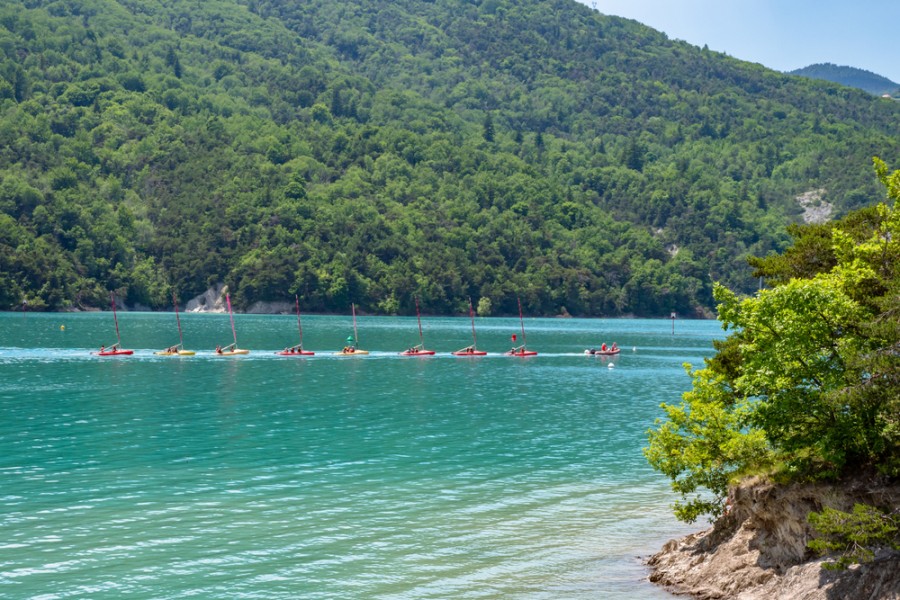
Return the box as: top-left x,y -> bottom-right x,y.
154,349 -> 196,356
336,348 -> 369,356
216,348 -> 249,356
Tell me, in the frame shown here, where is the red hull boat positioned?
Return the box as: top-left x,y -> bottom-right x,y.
98,293 -> 132,357
505,296 -> 537,357
277,347 -> 315,356
400,296 -> 434,357
400,347 -> 436,356
452,347 -> 488,356
453,298 -> 487,356
505,349 -> 537,357
98,348 -> 134,356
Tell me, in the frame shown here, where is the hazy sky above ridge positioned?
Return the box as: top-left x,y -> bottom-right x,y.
578,0 -> 900,84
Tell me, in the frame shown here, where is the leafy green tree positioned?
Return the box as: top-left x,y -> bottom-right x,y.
482,113 -> 494,143
646,159 -> 900,522
476,296 -> 493,316
645,360 -> 772,523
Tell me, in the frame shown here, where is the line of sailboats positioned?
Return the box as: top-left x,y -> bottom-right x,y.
97,294 -> 544,358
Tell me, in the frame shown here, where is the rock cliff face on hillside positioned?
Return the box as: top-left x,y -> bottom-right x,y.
648,478 -> 900,599
184,285 -> 295,314
185,284 -> 227,313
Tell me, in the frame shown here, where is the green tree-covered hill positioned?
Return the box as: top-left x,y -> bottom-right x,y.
790,63 -> 900,97
2,0 -> 899,316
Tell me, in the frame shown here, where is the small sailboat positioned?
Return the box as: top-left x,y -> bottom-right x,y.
98,292 -> 133,356
400,295 -> 435,356
215,293 -> 249,355
505,296 -> 537,357
277,295 -> 314,356
453,297 -> 487,356
155,292 -> 195,356
336,303 -> 369,355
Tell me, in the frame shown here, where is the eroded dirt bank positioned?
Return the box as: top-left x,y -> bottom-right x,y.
647,477 -> 900,599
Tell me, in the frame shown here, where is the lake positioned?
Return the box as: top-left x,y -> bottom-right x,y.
0,310 -> 721,598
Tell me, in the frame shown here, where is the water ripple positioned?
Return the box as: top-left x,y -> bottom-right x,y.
0,314 -> 719,598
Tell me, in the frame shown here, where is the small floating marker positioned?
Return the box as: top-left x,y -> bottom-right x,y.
608,362 -> 615,369
60,325 -> 66,331
632,346 -> 636,352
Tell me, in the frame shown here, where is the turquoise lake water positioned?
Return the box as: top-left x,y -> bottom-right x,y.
0,311 -> 722,598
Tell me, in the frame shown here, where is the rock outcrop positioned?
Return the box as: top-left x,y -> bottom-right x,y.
648,477 -> 900,599
185,284 -> 227,313
183,285 -> 296,314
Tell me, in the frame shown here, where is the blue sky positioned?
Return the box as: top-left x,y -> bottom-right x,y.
577,0 -> 900,83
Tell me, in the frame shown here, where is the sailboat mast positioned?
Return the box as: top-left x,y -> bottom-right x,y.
173,292 -> 184,347
469,298 -> 477,347
415,295 -> 424,345
352,302 -> 359,346
295,294 -> 303,346
517,296 -> 526,348
227,293 -> 238,346
111,292 -> 122,346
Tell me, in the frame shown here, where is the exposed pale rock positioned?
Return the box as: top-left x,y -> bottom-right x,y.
184,284 -> 297,314
185,284 -> 227,313
796,189 -> 833,224
648,477 -> 900,599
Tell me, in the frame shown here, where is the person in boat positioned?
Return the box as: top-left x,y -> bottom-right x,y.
100,345 -> 105,353
215,345 -> 223,354
611,342 -> 618,351
601,343 -> 608,352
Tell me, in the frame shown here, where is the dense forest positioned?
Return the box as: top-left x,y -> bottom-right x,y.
789,63 -> 900,97
1,0 -> 899,316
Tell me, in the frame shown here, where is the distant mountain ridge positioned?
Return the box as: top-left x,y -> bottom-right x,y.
789,63 -> 900,96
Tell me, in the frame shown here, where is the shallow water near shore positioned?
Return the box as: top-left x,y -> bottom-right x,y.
0,311 -> 719,598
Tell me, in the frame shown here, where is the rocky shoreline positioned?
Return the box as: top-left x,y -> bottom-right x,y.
647,478 -> 900,599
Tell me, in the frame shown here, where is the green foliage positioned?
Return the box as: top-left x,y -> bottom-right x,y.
647,159 -> 900,522
0,0 -> 898,315
808,504 -> 900,569
476,296 -> 492,317
644,363 -> 772,522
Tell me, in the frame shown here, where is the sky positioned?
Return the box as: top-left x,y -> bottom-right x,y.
576,0 -> 900,84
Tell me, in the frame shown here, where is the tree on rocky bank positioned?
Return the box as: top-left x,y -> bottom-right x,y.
645,158 -> 900,564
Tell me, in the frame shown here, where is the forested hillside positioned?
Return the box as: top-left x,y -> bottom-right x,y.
790,63 -> 900,97
2,0 -> 899,316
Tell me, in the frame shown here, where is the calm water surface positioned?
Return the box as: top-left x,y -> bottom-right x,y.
0,311 -> 721,598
